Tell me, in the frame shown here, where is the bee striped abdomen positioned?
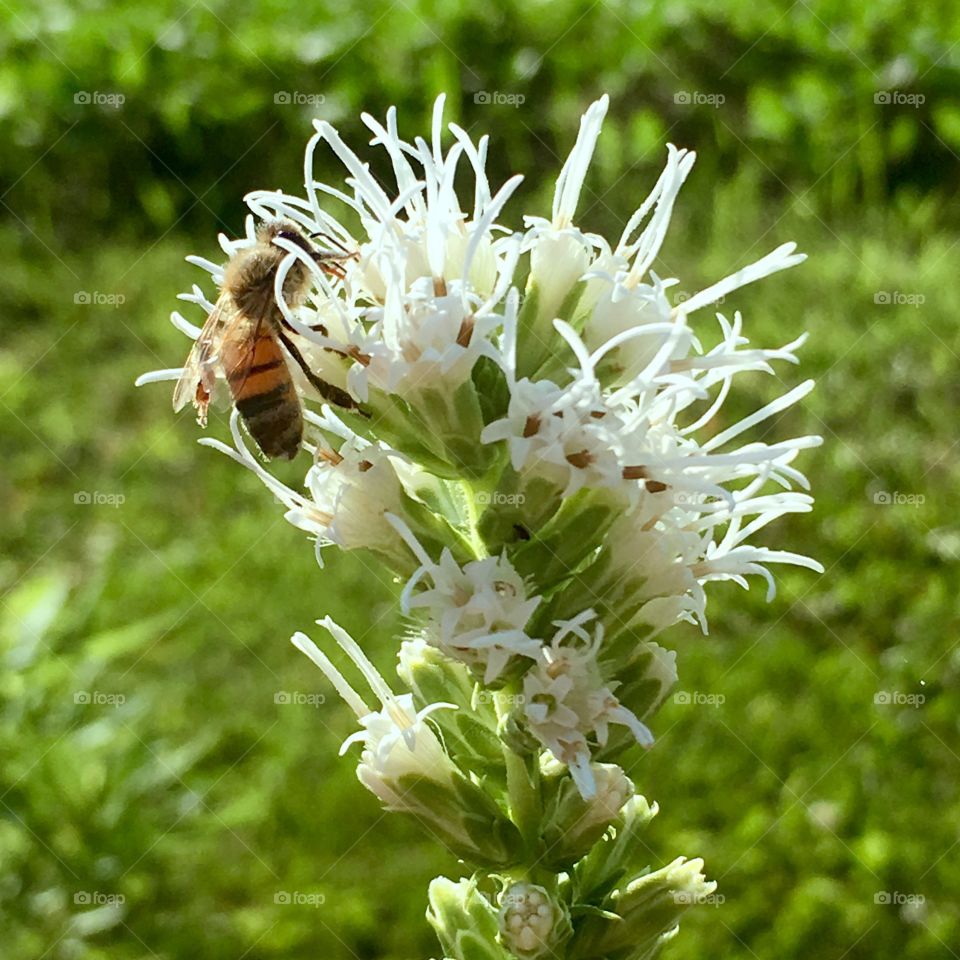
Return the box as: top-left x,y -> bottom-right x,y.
223,330 -> 303,460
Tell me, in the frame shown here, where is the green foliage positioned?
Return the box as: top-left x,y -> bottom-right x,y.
1,0 -> 958,242
2,2 -> 959,957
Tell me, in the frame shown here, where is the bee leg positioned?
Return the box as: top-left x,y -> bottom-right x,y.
277,329 -> 368,416
315,259 -> 347,281
280,318 -> 347,354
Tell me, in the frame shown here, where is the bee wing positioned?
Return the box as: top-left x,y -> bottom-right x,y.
172,295 -> 239,423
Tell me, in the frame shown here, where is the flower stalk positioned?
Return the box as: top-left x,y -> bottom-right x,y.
144,93 -> 821,959
495,687 -> 541,855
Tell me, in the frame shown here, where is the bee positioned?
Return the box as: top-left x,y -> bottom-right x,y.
173,219 -> 360,460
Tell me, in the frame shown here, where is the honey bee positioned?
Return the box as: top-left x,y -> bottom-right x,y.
173,219 -> 360,460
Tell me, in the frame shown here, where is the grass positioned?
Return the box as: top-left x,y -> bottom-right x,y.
1,166 -> 958,960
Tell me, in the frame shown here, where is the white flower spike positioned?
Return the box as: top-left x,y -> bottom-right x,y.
148,93 -> 823,959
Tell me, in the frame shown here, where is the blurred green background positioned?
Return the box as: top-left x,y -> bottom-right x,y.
2,1 -> 958,957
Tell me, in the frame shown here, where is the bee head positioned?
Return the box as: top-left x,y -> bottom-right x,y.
258,219 -> 316,254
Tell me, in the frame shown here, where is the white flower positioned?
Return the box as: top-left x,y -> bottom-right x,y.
292,617 -> 458,807
199,409 -> 415,566
584,763 -> 635,823
523,612 -> 654,799
388,515 -> 542,682
144,95 -> 820,618
480,372 -> 627,498
483,301 -> 822,611
248,97 -> 524,405
521,95 -> 610,328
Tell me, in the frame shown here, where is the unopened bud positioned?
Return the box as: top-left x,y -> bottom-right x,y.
498,883 -> 571,959
428,877 -> 512,960
542,764 -> 634,867
383,767 -> 523,867
572,795 -> 660,903
517,235 -> 592,379
511,487 -> 628,591
608,641 -> 678,721
570,856 -> 716,959
398,637 -> 506,779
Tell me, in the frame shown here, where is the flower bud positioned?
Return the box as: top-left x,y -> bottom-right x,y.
498,882 -> 572,959
398,637 -> 504,780
497,703 -> 541,757
583,277 -> 682,388
572,795 -> 660,903
477,468 -> 564,553
541,764 -> 634,867
428,877 -> 512,960
570,857 -> 716,960
294,624 -> 521,867
544,509 -> 700,664
401,379 -> 500,479
606,641 -> 678,722
387,768 -> 524,867
517,237 -> 592,379
510,487 -> 628,592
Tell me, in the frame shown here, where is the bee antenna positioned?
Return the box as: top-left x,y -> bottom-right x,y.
310,230 -> 353,256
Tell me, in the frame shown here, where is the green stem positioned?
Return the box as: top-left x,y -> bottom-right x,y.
461,479 -> 488,559
494,688 -> 540,857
